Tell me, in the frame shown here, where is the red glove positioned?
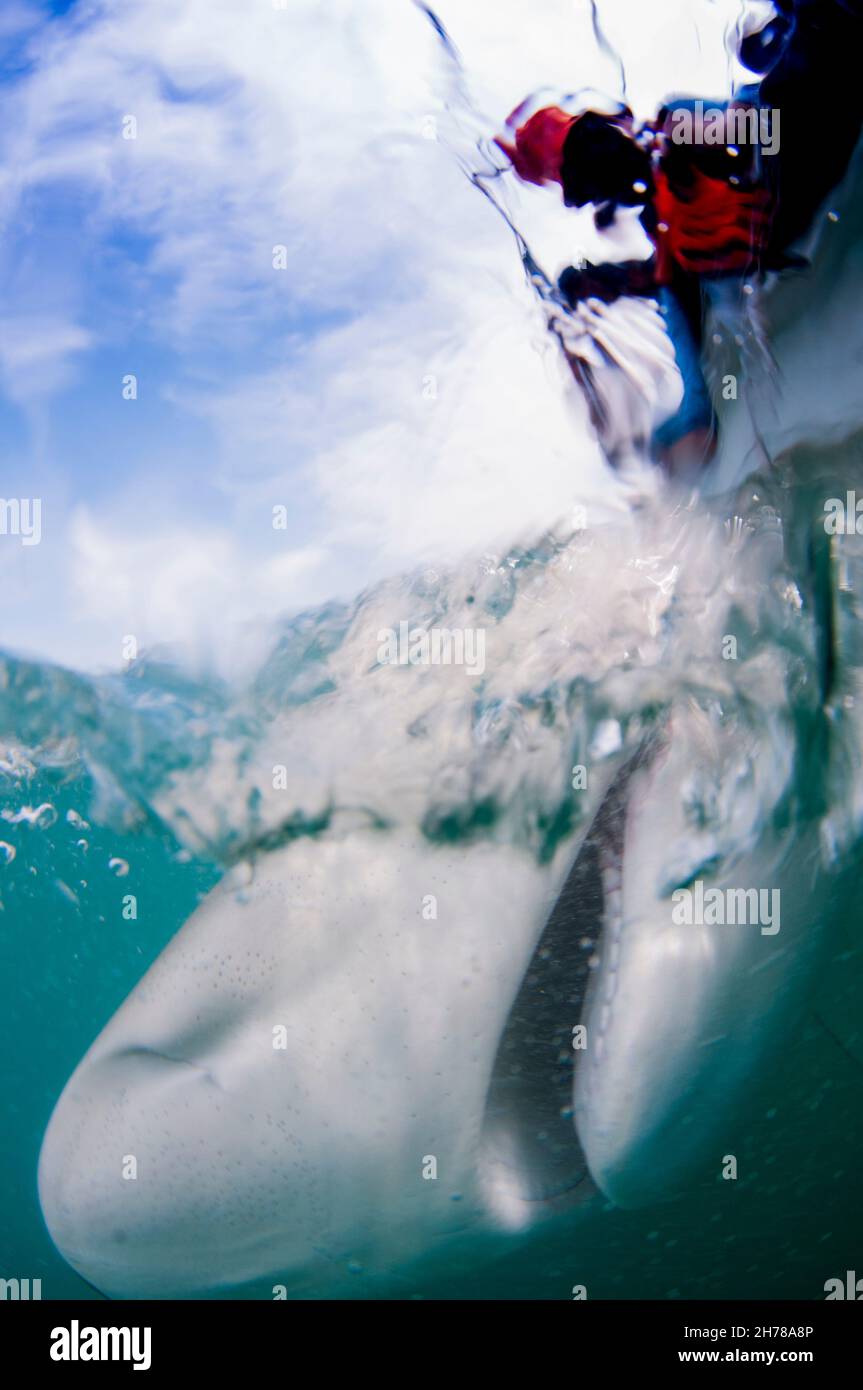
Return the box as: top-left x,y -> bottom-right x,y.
653,168 -> 773,278
494,105 -> 578,187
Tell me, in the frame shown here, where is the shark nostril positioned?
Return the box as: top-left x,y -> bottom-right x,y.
115,1044 -> 223,1090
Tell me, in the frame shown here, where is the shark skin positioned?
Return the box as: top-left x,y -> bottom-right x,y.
38,777 -> 618,1300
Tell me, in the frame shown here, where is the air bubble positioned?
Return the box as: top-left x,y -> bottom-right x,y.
2,803 -> 57,829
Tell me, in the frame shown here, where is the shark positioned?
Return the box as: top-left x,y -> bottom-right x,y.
36,478 -> 858,1298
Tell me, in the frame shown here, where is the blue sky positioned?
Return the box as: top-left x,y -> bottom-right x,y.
0,0 -> 746,673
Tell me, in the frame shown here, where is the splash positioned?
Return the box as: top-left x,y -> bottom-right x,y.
0,477 -> 856,886
416,1 -> 863,485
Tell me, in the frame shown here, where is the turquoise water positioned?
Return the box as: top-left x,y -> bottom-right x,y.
0,768 -> 219,1298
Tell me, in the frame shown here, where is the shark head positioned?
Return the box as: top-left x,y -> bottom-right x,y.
38,787 -> 614,1298
37,686 -> 832,1295
36,464 -> 859,1296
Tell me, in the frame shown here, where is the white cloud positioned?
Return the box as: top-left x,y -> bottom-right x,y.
67,506 -> 329,676
0,315 -> 91,399
0,0 -> 749,672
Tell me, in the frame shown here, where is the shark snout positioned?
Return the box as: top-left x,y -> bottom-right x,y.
39,826 -> 601,1297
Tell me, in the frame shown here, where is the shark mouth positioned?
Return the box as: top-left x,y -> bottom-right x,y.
477,747 -> 640,1220
479,704 -> 828,1226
